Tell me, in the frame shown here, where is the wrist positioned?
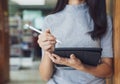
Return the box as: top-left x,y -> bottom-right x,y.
43,51 -> 53,62
75,63 -> 85,71
43,47 -> 55,53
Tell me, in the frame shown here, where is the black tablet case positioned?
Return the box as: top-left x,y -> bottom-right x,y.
53,48 -> 102,67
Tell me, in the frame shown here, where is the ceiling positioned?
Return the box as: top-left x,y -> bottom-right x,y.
9,0 -> 57,9
9,0 -> 57,16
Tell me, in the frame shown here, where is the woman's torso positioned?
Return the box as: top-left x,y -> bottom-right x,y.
43,3 -> 105,84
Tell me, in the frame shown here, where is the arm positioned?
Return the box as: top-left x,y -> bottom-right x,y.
37,29 -> 56,81
49,54 -> 113,78
76,58 -> 113,78
39,51 -> 54,81
83,16 -> 113,78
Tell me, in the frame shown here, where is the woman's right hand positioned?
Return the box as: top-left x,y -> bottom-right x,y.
37,29 -> 56,53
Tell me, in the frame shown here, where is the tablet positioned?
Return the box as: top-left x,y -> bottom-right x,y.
53,47 -> 102,67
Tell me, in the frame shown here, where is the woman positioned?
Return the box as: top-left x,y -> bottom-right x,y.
38,0 -> 113,84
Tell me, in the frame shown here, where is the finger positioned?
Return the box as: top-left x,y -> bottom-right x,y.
52,54 -> 61,62
39,37 -> 55,44
50,54 -> 61,63
44,45 -> 53,50
38,35 -> 42,41
70,54 -> 81,64
52,54 -> 61,59
40,41 -> 55,51
41,41 -> 52,46
38,34 -> 47,42
47,36 -> 56,42
70,54 -> 76,59
38,37 -> 55,52
49,55 -> 61,63
50,41 -> 57,44
38,30 -> 56,42
52,54 -> 67,64
41,35 -> 56,43
48,55 -> 56,62
45,29 -> 51,34
45,29 -> 56,40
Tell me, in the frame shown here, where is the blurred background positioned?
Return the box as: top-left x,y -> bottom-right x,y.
0,0 -> 114,84
8,0 -> 57,84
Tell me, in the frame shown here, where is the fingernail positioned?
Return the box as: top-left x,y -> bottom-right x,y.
71,54 -> 74,56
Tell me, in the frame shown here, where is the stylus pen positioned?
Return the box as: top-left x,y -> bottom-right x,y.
24,24 -> 62,44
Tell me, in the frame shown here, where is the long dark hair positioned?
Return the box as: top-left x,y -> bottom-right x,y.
51,0 -> 107,40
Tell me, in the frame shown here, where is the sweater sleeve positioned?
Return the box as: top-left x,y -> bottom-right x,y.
100,16 -> 113,58
41,15 -> 52,31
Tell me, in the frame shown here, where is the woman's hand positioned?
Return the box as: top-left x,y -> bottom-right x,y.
49,54 -> 84,69
37,29 -> 56,53
48,53 -> 113,78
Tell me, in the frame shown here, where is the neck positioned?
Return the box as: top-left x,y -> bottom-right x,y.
68,0 -> 85,5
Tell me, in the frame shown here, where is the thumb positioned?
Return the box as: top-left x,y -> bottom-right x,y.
70,54 -> 76,59
45,29 -> 51,34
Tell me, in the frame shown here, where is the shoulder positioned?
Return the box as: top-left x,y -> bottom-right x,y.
44,11 -> 65,24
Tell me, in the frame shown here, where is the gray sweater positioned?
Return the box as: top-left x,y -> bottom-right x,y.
41,2 -> 113,84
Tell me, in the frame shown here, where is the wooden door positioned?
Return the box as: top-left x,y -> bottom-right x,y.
0,1 -> 5,83
0,0 -> 9,83
106,0 -> 113,84
0,1 -> 4,83
114,0 -> 120,84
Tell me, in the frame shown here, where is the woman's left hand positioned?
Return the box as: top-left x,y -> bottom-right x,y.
49,53 -> 84,69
